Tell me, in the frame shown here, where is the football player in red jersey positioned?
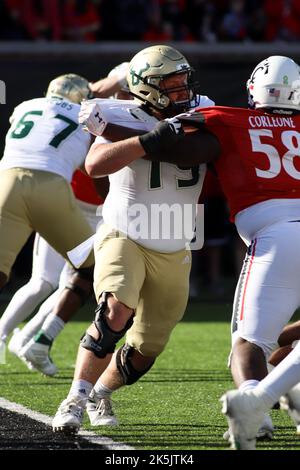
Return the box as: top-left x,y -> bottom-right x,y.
176,56 -> 300,449
175,55 -> 300,450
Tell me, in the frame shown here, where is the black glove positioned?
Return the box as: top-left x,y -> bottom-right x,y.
139,118 -> 185,154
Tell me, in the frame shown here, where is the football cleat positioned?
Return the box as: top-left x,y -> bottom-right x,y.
8,329 -> 36,370
86,392 -> 118,426
280,383 -> 300,434
19,339 -> 57,376
52,396 -> 85,434
220,390 -> 267,450
223,412 -> 274,441
0,339 -> 6,364
7,328 -> 36,370
8,328 -> 26,355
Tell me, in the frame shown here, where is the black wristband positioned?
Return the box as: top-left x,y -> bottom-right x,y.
139,121 -> 184,154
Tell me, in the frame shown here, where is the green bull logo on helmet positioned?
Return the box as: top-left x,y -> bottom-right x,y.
129,63 -> 150,86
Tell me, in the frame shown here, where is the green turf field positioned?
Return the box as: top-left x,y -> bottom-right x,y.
0,297 -> 299,450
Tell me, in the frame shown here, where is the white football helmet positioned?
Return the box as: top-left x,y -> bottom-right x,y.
247,56 -> 300,113
46,73 -> 93,104
127,45 -> 199,114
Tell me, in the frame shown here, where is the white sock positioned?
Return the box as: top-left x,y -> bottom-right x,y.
93,381 -> 113,398
69,379 -> 93,402
0,278 -> 53,341
40,313 -> 65,341
239,379 -> 259,393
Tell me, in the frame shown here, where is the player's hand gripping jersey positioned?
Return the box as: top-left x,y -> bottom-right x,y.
1,97 -> 91,181
189,106 -> 300,221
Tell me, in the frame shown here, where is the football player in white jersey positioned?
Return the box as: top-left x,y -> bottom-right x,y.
0,74 -> 96,365
0,65 -> 129,372
52,44 -> 215,433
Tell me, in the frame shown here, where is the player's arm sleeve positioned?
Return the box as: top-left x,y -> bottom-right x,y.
143,128 -> 221,167
199,95 -> 215,107
9,104 -> 21,124
102,123 -> 145,141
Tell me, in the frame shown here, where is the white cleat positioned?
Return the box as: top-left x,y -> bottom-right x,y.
220,390 -> 266,450
86,393 -> 118,426
8,329 -> 36,371
0,339 -> 6,364
8,328 -> 26,355
223,413 -> 274,441
19,339 -> 57,376
52,396 -> 85,434
280,383 -> 300,434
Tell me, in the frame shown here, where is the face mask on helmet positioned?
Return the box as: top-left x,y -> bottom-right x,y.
127,45 -> 199,115
247,56 -> 300,114
46,73 -> 93,104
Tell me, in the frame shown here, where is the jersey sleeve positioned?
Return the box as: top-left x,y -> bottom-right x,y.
9,103 -> 23,124
198,95 -> 215,107
95,135 -> 111,144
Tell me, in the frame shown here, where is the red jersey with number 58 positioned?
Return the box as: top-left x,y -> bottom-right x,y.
197,106 -> 300,220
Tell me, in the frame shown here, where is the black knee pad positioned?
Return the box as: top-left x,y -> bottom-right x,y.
80,293 -> 134,358
116,343 -> 155,385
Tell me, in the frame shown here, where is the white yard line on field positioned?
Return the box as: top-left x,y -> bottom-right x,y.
0,396 -> 134,450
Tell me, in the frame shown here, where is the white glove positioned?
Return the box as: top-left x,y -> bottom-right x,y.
79,100 -> 108,136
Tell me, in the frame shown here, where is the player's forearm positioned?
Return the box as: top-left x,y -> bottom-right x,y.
85,120 -> 193,176
89,76 -> 121,98
102,123 -> 145,142
143,129 -> 220,166
85,138 -> 145,177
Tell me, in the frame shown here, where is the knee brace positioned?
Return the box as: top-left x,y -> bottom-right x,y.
116,343 -> 155,385
65,265 -> 94,305
80,292 -> 134,358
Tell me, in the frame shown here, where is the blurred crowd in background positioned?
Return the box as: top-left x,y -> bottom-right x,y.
3,0 -> 298,300
1,0 -> 300,43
